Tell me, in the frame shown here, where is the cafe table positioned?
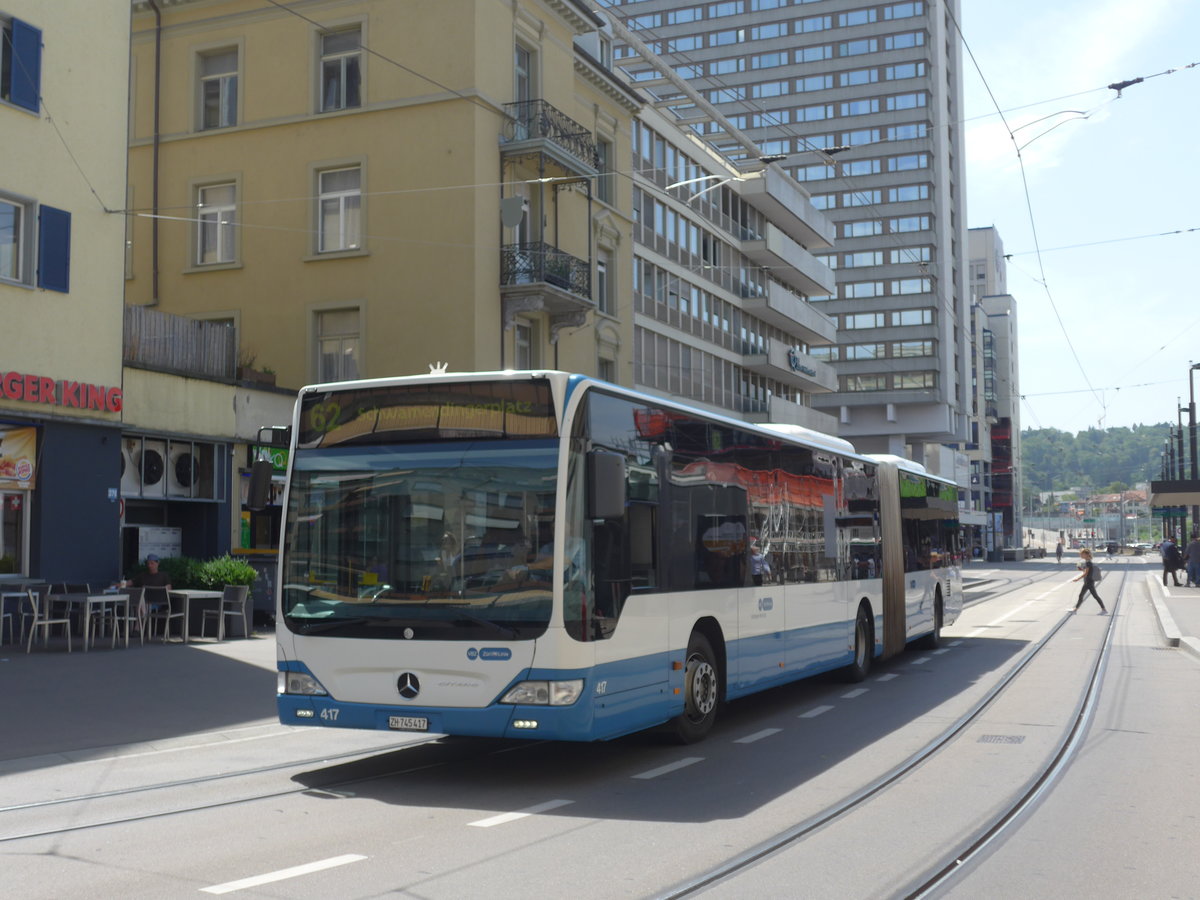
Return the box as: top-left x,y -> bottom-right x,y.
46,592 -> 129,652
166,589 -> 223,643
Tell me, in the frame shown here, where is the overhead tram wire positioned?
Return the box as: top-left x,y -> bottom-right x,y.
0,25 -> 114,213
943,2 -> 1105,425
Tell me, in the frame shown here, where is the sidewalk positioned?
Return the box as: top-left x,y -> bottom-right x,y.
0,630 -> 278,767
1147,574 -> 1200,663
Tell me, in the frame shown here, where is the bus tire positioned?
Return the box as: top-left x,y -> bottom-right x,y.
672,632 -> 720,744
916,590 -> 943,650
844,605 -> 873,682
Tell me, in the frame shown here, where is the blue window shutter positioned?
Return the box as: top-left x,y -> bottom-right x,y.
37,206 -> 70,293
9,19 -> 42,113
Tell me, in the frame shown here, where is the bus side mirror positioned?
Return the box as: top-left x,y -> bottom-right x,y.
247,458 -> 275,511
588,450 -> 626,521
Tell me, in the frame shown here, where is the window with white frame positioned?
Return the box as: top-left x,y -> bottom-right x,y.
199,48 -> 238,129
320,28 -> 361,112
317,166 -> 361,252
196,183 -> 236,265
596,249 -> 613,315
1,191 -> 70,291
0,194 -> 24,282
596,138 -> 614,204
316,308 -> 360,381
514,319 -> 538,369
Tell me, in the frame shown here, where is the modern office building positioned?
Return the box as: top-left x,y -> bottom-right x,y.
610,0 -> 969,462
610,10 -> 839,429
968,225 -> 1021,548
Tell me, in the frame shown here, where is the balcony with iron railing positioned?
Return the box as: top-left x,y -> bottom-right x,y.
502,99 -> 598,174
499,242 -> 594,339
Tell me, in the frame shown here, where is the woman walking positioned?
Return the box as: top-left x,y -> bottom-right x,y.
1071,548 -> 1107,614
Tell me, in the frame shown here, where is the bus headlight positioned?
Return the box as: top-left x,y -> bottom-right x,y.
278,671 -> 328,696
500,679 -> 584,706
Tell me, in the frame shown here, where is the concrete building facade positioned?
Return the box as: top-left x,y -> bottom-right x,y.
127,0 -> 639,391
968,225 -> 1021,548
627,97 -> 839,431
609,0 -> 969,461
1,1 -> 131,583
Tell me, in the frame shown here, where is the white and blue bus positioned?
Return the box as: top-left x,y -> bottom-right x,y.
255,371 -> 962,743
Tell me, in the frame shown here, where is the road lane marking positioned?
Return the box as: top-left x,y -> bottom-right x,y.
632,757 -> 704,779
966,600 -> 1036,638
735,728 -> 782,744
948,640 -> 962,646
841,688 -> 868,699
201,854 -> 366,894
932,648 -> 950,655
468,799 -> 573,827
799,705 -> 834,718
910,656 -> 930,665
874,673 -> 898,681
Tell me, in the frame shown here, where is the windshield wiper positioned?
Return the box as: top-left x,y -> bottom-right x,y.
291,616 -> 373,634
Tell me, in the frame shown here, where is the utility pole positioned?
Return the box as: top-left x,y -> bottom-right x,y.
1179,405 -> 1188,540
1189,363 -> 1199,539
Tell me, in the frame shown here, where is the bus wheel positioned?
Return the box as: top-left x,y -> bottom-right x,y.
672,632 -> 720,744
844,606 -> 872,682
917,591 -> 943,650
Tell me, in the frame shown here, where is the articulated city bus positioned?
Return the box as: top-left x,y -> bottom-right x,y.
254,370 -> 962,743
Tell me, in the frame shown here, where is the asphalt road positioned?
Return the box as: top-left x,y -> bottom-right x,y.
1,558 -> 1197,898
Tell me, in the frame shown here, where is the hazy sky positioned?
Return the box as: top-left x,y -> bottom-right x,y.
961,0 -> 1199,436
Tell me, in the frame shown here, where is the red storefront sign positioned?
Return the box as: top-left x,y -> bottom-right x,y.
0,370 -> 122,413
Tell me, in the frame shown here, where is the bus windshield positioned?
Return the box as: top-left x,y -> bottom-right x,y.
281,439 -> 559,641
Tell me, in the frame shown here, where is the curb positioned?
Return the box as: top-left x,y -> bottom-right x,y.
1146,574 -> 1200,662
1181,636 -> 1200,664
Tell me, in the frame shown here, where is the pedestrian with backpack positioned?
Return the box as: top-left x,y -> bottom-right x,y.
1161,538 -> 1183,587
1071,548 -> 1107,614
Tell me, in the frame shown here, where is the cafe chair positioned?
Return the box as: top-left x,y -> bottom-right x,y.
22,588 -> 72,653
1,608 -> 12,646
110,586 -> 145,648
200,584 -> 251,640
147,587 -> 185,642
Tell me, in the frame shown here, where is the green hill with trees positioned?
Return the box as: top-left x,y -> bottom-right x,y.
1020,423 -> 1173,495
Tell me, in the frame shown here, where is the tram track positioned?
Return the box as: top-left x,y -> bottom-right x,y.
658,567 -> 1129,899
0,733 -> 542,844
4,562 -> 1134,886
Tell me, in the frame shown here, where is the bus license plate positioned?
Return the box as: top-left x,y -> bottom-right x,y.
388,716 -> 429,732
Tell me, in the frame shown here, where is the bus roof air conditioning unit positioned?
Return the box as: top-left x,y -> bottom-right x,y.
169,442 -> 200,497
139,440 -> 167,497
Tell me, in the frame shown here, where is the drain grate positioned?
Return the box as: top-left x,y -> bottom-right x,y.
978,734 -> 1026,744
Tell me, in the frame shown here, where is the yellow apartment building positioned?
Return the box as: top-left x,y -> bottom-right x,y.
1,1 -> 131,584
127,0 -> 639,391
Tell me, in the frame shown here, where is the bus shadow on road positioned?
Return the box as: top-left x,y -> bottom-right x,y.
288,634 -> 1030,824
